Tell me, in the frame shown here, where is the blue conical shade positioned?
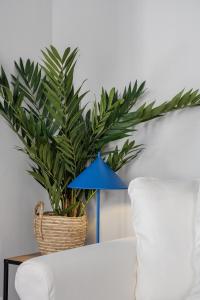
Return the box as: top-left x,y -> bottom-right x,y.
68,153 -> 127,190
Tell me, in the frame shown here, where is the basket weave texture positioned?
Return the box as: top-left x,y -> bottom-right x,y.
34,201 -> 87,254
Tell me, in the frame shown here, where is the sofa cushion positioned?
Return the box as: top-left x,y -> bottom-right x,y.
128,177 -> 200,300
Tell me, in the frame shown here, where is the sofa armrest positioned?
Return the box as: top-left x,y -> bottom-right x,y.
15,237 -> 137,300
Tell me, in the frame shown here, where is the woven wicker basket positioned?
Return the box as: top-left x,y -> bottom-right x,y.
34,201 -> 87,254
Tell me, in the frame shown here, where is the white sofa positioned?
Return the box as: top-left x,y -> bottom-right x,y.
15,178 -> 200,300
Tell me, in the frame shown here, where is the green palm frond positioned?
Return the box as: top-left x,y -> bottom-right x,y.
0,45 -> 200,216
106,140 -> 143,171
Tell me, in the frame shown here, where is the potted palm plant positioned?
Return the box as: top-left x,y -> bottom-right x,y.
0,46 -> 200,254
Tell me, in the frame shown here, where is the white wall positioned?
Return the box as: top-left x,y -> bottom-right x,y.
127,1 -> 200,182
52,0 -> 135,95
0,1 -> 52,299
52,0 -> 200,242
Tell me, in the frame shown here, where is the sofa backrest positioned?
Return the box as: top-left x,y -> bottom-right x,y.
128,177 -> 200,300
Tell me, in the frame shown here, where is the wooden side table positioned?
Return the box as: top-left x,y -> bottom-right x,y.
3,253 -> 41,300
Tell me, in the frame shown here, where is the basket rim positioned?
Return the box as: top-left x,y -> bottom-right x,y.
35,211 -> 87,219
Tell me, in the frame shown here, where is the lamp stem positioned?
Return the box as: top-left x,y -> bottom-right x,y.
96,190 -> 100,243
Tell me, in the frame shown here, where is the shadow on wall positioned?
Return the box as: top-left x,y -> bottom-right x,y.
128,108 -> 200,181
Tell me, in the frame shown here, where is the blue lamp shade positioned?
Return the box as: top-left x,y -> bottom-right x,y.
68,152 -> 127,190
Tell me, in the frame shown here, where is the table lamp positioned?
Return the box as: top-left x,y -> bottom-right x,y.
68,152 -> 127,243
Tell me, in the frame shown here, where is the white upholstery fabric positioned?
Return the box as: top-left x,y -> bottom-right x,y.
128,177 -> 200,300
15,237 -> 137,300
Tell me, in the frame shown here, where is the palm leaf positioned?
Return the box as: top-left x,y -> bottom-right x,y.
0,46 -> 200,215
